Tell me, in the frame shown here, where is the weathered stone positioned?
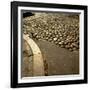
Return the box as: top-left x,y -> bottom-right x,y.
53,37 -> 57,41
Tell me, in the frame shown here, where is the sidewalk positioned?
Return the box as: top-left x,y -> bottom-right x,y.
35,39 -> 79,76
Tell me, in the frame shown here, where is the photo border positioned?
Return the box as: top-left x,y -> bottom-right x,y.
18,6 -> 83,83
11,1 -> 88,88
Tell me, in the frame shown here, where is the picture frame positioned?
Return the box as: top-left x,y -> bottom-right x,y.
11,1 -> 88,88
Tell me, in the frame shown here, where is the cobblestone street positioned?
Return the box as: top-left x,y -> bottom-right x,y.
22,12 -> 79,77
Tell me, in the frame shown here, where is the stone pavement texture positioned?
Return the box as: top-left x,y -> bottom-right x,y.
22,12 -> 79,77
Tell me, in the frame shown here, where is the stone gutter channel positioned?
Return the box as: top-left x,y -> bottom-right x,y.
23,34 -> 45,76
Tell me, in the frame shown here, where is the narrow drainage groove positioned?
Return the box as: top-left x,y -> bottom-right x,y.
42,53 -> 48,76
43,59 -> 48,76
